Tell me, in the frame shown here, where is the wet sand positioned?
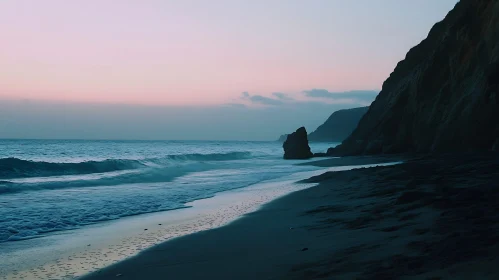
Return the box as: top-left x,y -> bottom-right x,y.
300,154 -> 406,168
81,153 -> 499,280
2,161 -> 396,280
0,176 -> 316,280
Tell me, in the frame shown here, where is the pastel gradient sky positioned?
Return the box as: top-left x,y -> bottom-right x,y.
1,0 -> 457,105
0,0 -> 457,140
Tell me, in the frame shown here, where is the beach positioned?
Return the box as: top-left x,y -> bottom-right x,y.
80,153 -> 499,280
0,140 -> 397,280
2,0 -> 497,279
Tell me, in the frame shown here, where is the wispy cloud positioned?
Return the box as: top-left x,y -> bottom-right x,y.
272,92 -> 294,101
237,89 -> 378,108
223,103 -> 247,108
303,89 -> 378,104
241,92 -> 285,106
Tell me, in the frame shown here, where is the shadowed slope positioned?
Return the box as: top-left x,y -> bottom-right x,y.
330,0 -> 499,155
308,107 -> 369,143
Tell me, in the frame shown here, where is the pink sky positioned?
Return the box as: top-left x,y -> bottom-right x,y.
0,0 -> 457,106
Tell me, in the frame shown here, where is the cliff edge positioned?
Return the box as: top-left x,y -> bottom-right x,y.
330,0 -> 499,156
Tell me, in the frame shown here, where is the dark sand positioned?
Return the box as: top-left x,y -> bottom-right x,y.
302,155 -> 407,167
81,153 -> 499,280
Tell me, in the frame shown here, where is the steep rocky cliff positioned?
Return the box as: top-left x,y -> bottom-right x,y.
329,0 -> 499,156
308,107 -> 369,142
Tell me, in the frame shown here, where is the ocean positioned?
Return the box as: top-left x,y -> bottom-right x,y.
0,139 -> 335,243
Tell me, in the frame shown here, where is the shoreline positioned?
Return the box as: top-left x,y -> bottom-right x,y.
75,157 -> 403,280
0,157 -> 396,280
80,153 -> 499,280
0,176 -> 314,280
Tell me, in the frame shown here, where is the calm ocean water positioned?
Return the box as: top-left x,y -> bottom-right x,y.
0,139 -> 335,243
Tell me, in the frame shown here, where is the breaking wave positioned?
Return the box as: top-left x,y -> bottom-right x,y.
0,152 -> 252,180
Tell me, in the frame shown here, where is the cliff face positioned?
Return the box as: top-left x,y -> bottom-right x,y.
308,107 -> 369,142
330,0 -> 499,156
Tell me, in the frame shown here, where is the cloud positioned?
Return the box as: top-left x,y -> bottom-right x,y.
303,89 -> 335,98
272,92 -> 294,101
303,89 -> 378,104
239,89 -> 378,107
1,88 -> 377,141
241,92 -> 284,106
223,103 -> 247,108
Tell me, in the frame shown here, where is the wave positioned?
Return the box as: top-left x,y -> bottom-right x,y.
0,157 -> 145,179
0,163 -> 209,195
0,152 -> 252,180
154,151 -> 251,162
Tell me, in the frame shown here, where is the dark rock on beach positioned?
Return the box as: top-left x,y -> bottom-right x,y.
330,0 -> 499,156
283,127 -> 313,159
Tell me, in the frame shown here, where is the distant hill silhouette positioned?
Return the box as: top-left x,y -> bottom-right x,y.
308,107 -> 368,142
330,0 -> 499,155
277,134 -> 289,142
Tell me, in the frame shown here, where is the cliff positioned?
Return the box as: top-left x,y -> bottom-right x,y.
308,107 -> 369,142
329,0 -> 499,156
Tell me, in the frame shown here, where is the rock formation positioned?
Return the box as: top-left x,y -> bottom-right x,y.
330,0 -> 499,156
283,127 -> 313,159
308,107 -> 369,142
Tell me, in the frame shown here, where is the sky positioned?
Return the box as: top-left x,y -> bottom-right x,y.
0,0 -> 458,140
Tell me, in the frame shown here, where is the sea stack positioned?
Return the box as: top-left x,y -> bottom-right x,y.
283,127 -> 313,159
